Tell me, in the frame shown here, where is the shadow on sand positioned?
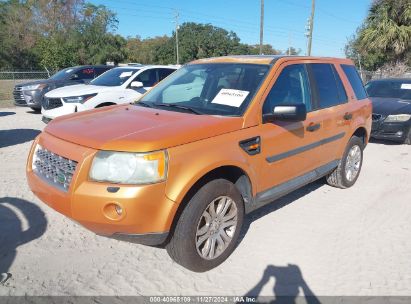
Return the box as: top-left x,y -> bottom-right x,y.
244,264 -> 321,304
0,112 -> 16,117
0,129 -> 40,148
0,197 -> 47,285
239,179 -> 325,242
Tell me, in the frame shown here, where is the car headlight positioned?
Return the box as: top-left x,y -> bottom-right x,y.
62,93 -> 97,103
22,84 -> 47,90
89,150 -> 168,184
384,114 -> 411,122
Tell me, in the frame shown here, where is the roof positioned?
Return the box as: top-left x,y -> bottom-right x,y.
190,55 -> 352,65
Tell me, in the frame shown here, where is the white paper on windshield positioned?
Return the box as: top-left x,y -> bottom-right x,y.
211,89 -> 250,107
401,83 -> 411,90
119,71 -> 133,78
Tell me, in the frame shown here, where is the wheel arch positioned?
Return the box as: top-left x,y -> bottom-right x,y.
165,165 -> 253,243
352,126 -> 368,146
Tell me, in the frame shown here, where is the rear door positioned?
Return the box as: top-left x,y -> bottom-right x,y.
307,63 -> 351,163
258,63 -> 327,192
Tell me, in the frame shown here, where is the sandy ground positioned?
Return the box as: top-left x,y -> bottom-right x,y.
0,106 -> 411,297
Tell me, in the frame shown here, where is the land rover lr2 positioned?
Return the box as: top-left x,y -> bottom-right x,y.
27,56 -> 372,272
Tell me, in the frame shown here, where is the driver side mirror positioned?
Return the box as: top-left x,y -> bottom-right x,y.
263,104 -> 307,123
130,81 -> 144,88
70,74 -> 79,80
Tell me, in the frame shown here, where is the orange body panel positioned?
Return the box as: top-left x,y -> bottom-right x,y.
27,55 -> 372,240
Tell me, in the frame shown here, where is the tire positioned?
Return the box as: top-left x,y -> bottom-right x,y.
404,128 -> 411,145
326,136 -> 364,189
30,107 -> 41,112
166,179 -> 244,272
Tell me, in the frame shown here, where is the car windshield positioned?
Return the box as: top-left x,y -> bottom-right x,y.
365,80 -> 411,100
137,63 -> 269,116
49,67 -> 77,81
90,68 -> 139,87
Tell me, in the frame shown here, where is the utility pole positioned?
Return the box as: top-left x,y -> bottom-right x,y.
288,32 -> 292,55
307,0 -> 316,56
174,11 -> 180,65
259,0 -> 264,55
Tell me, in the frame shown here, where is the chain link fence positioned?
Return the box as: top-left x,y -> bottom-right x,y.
360,70 -> 411,83
0,71 -> 51,106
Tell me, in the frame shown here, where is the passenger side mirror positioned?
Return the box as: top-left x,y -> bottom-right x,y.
130,81 -> 144,88
263,104 -> 307,123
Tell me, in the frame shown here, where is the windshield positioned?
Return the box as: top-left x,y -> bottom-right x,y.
50,67 -> 76,81
137,63 -> 269,116
365,80 -> 411,100
90,68 -> 139,87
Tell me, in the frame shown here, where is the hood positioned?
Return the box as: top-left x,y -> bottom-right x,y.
370,97 -> 411,115
45,84 -> 112,98
45,105 -> 244,152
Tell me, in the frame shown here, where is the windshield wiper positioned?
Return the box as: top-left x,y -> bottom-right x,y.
152,103 -> 204,115
134,101 -> 154,108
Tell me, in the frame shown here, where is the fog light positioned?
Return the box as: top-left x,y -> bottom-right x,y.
396,131 -> 404,137
103,202 -> 125,221
115,205 -> 123,216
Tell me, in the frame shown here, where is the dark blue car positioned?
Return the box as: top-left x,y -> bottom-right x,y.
366,78 -> 411,145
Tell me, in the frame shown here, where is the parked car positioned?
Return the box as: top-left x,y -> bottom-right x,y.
41,65 -> 178,123
27,55 -> 371,272
366,78 -> 411,144
13,65 -> 113,111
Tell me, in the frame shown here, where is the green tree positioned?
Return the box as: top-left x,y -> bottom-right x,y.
346,0 -> 411,71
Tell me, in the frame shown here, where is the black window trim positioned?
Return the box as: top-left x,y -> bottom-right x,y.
262,63 -> 315,115
307,63 -> 348,111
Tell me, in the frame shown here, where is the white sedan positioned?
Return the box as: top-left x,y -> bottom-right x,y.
41,65 -> 178,122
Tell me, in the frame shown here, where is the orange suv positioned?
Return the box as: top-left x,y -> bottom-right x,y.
27,56 -> 372,272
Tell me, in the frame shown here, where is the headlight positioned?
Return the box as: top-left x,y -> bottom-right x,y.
62,93 -> 97,103
384,114 -> 411,122
89,150 -> 168,184
22,84 -> 46,90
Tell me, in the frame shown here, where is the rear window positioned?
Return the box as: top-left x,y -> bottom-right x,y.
310,63 -> 344,108
341,64 -> 367,100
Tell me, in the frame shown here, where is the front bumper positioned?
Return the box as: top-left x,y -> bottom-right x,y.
26,133 -> 178,245
42,102 -> 80,120
14,89 -> 44,109
371,118 -> 411,142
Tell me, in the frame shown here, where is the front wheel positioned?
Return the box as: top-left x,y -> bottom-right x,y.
326,136 -> 364,189
166,179 -> 244,272
404,128 -> 411,145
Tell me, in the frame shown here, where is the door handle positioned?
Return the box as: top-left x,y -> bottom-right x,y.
119,96 -> 125,99
343,113 -> 353,120
306,123 -> 321,132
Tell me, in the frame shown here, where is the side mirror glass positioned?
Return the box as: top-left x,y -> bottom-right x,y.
263,104 -> 307,123
130,81 -> 144,88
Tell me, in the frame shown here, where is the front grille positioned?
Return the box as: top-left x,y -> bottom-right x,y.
43,98 -> 63,110
33,145 -> 77,191
13,86 -> 26,105
372,113 -> 384,122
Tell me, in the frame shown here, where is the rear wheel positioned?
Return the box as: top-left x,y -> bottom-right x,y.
166,179 -> 244,272
326,136 -> 364,189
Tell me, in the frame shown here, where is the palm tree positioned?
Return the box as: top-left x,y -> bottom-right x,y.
359,0 -> 411,59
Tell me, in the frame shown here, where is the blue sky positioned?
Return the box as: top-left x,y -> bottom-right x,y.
90,0 -> 371,58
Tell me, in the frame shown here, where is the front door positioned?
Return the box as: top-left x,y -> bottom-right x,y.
258,63 -> 326,194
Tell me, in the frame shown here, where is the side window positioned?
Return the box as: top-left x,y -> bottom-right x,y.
136,69 -> 158,87
158,68 -> 175,81
332,65 -> 348,104
95,67 -> 110,78
341,64 -> 367,100
75,68 -> 95,80
263,64 -> 311,114
310,63 -> 344,108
